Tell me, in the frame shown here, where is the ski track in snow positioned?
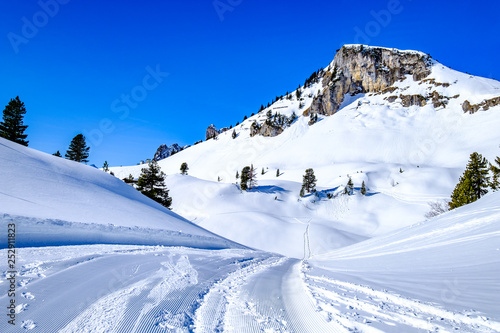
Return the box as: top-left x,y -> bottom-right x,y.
1,244 -> 499,332
301,262 -> 500,333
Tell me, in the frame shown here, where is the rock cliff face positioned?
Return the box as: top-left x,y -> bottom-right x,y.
153,143 -> 183,161
310,45 -> 432,116
206,124 -> 229,140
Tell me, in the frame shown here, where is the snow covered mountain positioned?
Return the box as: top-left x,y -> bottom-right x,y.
1,45 -> 499,332
111,45 -> 500,258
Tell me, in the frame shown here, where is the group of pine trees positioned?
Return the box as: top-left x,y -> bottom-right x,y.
449,152 -> 500,209
0,96 -> 91,163
299,169 -> 367,198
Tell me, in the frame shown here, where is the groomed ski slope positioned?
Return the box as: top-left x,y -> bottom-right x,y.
1,191 -> 499,332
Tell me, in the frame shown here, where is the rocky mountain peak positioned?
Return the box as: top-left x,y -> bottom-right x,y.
311,45 -> 433,116
153,143 -> 184,161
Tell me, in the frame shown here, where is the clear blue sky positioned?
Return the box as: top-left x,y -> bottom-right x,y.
1,0 -> 499,166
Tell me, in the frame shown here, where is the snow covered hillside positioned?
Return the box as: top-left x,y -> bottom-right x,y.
111,45 -> 500,257
305,190 -> 500,332
0,137 -> 240,249
1,192 -> 498,332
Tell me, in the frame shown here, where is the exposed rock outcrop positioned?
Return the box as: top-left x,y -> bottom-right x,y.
463,96 -> 500,114
400,94 -> 427,107
206,124 -> 229,140
153,143 -> 184,161
310,45 -> 432,116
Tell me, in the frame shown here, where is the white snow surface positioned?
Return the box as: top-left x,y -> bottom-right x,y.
1,190 -> 499,332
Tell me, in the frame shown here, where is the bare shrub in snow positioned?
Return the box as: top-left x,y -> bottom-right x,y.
425,200 -> 449,219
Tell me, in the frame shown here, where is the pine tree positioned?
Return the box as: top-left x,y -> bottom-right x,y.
103,161 -> 109,172
136,160 -> 172,209
266,110 -> 273,125
180,162 -> 189,175
346,177 -> 354,195
53,150 -> 62,157
449,152 -> 490,209
240,166 -> 249,191
240,165 -> 257,191
236,170 -> 239,179
276,169 -> 280,177
126,174 -> 134,184
0,96 -> 29,146
65,134 -> 90,163
360,181 -> 367,195
490,156 -> 500,191
300,168 -> 316,196
232,130 -> 237,139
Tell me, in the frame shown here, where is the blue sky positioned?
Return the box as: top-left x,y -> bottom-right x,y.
1,0 -> 499,166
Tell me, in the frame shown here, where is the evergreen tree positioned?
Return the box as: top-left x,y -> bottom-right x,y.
296,86 -> 302,100
343,177 -> 354,195
240,165 -> 257,191
360,181 -> 367,195
65,134 -> 90,163
236,170 -> 239,179
136,160 -> 172,209
126,174 -> 134,184
300,168 -> 316,196
0,96 -> 29,146
276,169 -> 280,177
266,110 -> 273,125
180,162 -> 189,175
240,167 -> 249,190
53,150 -> 62,157
449,152 -> 490,209
103,161 -> 109,172
232,130 -> 237,139
490,156 -> 500,191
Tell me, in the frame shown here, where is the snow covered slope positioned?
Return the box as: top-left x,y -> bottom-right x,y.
304,190 -> 500,331
0,138 -> 241,249
1,192 -> 498,332
111,46 -> 500,257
